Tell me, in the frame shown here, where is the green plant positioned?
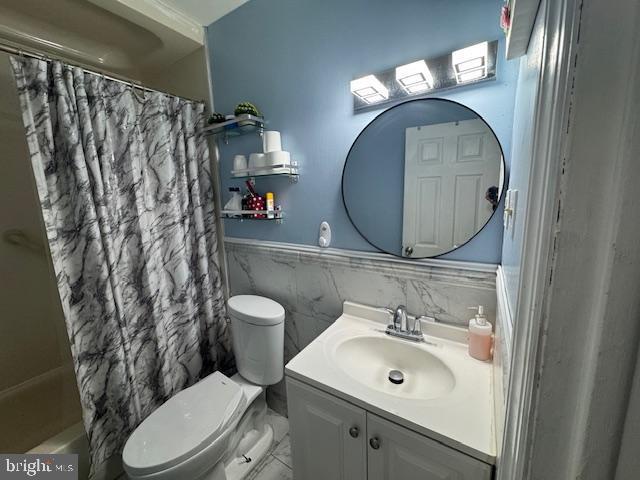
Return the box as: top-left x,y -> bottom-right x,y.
207,112 -> 226,124
234,102 -> 261,117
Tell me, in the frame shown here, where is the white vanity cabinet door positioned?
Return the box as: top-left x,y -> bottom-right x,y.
286,378 -> 367,480
366,413 -> 493,480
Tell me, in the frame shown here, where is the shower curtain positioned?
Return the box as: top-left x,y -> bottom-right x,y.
10,56 -> 232,474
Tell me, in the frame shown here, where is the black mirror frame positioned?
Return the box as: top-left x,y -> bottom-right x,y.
341,97 -> 508,259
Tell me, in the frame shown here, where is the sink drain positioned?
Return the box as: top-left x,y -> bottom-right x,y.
388,370 -> 404,385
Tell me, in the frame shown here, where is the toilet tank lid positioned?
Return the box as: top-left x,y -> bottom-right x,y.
228,295 -> 285,326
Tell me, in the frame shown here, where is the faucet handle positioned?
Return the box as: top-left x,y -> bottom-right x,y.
377,307 -> 396,328
412,316 -> 424,335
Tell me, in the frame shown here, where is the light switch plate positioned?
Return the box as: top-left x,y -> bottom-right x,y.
503,190 -> 512,229
503,189 -> 518,235
509,190 -> 518,237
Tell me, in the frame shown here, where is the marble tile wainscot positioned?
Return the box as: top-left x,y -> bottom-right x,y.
225,237 -> 498,416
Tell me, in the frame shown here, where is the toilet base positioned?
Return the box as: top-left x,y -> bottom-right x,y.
202,388 -> 274,480
203,424 -> 273,480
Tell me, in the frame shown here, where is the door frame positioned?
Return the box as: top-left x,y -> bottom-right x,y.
498,0 -> 581,477
501,0 -> 640,478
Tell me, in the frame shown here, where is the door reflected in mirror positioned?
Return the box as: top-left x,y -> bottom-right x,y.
342,98 -> 505,259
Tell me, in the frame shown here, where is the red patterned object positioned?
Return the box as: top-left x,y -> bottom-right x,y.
249,195 -> 266,218
243,180 -> 266,218
500,4 -> 511,33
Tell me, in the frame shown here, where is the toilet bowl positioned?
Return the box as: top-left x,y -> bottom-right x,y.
123,295 -> 285,480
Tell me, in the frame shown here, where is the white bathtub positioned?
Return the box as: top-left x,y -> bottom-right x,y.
28,421 -> 125,480
0,365 -> 95,478
0,364 -> 81,450
28,422 -> 91,479
2,364 -> 126,480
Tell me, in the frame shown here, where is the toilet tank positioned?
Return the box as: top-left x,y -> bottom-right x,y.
228,295 -> 285,386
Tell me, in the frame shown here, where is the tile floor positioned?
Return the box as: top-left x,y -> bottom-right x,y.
247,434 -> 292,480
247,409 -> 292,480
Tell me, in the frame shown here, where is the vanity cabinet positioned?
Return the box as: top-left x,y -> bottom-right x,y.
287,377 -> 367,480
287,377 -> 493,480
367,414 -> 492,480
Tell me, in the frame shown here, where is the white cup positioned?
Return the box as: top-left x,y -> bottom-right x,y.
249,153 -> 267,174
233,155 -> 247,175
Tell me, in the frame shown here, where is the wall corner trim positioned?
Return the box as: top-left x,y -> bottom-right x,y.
496,266 -> 513,363
494,265 -> 513,473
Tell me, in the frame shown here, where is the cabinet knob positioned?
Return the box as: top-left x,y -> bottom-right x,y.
369,437 -> 381,449
349,426 -> 360,438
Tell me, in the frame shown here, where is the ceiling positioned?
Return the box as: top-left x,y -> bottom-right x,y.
155,0 -> 249,27
0,0 -> 247,81
0,0 -> 204,76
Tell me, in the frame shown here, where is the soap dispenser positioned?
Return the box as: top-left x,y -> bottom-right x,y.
468,305 -> 492,361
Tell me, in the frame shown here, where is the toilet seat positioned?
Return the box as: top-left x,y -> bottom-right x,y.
123,372 -> 246,477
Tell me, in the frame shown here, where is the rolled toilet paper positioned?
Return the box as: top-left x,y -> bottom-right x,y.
266,150 -> 291,167
262,131 -> 282,153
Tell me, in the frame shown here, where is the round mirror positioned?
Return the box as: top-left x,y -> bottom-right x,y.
342,98 -> 505,258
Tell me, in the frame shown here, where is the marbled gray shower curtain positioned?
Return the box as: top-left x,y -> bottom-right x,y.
10,56 -> 231,473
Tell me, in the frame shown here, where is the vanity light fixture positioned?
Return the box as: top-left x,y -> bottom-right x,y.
395,60 -> 434,94
458,69 -> 487,83
350,40 -> 498,112
350,75 -> 389,104
452,41 -> 488,84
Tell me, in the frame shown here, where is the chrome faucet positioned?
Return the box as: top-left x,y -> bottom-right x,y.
393,305 -> 408,332
384,305 -> 424,342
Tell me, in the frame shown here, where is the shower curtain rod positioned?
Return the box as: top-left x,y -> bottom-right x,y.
0,40 -> 204,103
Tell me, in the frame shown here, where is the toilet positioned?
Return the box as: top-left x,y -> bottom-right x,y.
122,295 -> 285,480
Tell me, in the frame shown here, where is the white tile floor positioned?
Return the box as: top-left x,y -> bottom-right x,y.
247,409 -> 292,480
246,435 -> 292,480
272,435 -> 292,469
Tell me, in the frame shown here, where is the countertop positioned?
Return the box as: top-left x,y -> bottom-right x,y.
285,301 -> 496,465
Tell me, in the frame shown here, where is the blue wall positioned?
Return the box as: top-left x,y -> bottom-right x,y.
206,0 -> 519,263
501,2 -> 545,312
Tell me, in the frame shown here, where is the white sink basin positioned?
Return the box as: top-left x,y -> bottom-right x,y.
286,301 -> 495,464
331,335 -> 456,400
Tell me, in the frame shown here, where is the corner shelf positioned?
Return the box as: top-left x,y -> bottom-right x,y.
204,113 -> 293,225
231,162 -> 299,183
221,209 -> 284,224
199,114 -> 264,144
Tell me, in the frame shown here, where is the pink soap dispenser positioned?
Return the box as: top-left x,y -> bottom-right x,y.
468,305 -> 493,361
